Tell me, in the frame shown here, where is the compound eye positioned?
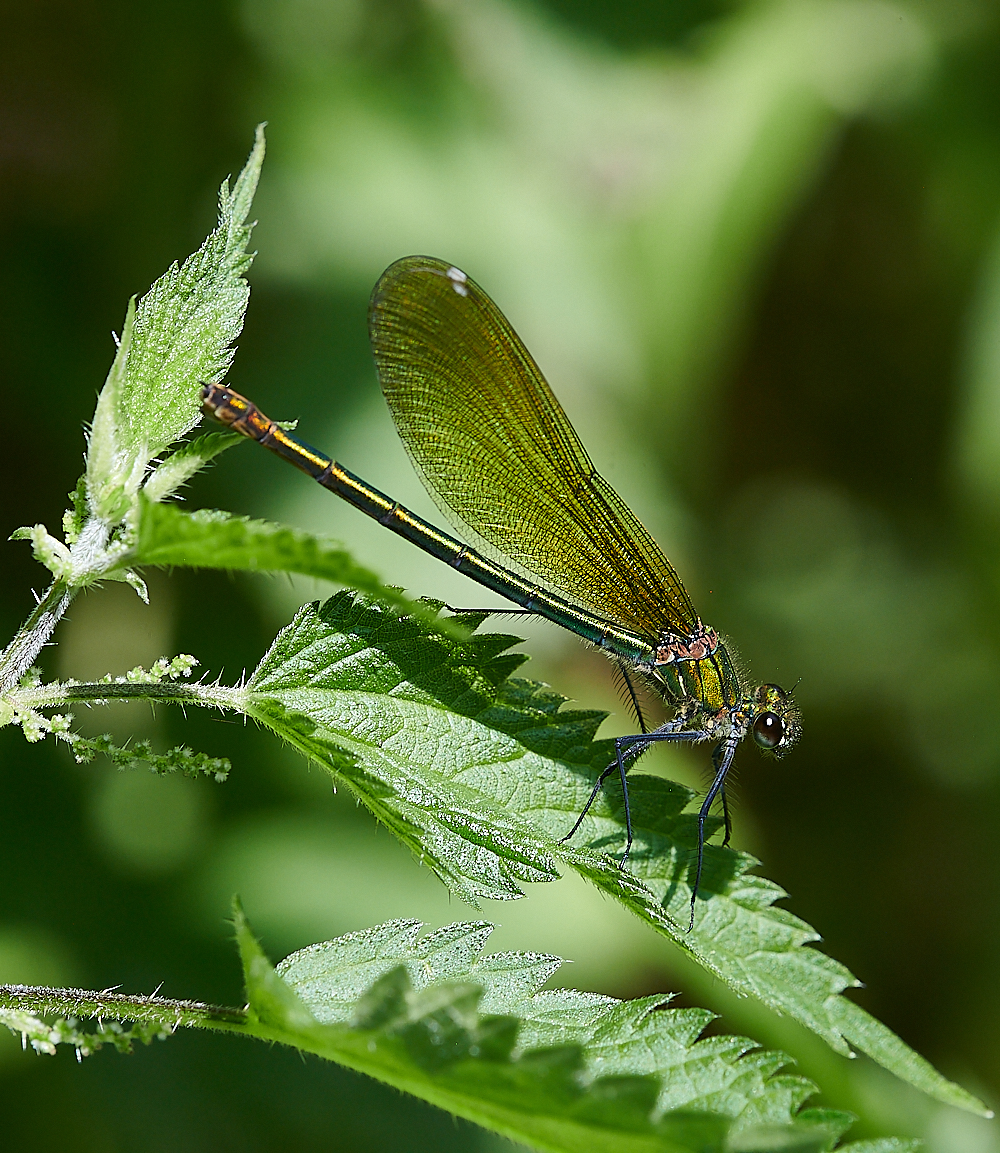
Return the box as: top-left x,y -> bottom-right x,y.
757,682 -> 787,702
752,711 -> 784,750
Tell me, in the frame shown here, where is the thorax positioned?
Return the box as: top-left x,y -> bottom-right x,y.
652,636 -> 747,718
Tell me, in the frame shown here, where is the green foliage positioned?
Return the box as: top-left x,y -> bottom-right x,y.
0,907 -> 923,1153
0,1001 -> 172,1059
2,121 -> 268,709
61,477 -> 89,546
3,576 -> 985,1121
5,656 -> 229,780
0,107 -> 987,1150
12,590 -> 974,1119
231,595 -> 986,1116
0,130 -> 273,690
134,496 -> 435,624
69,734 -> 230,782
142,430 -> 247,504
86,125 -> 265,524
237,905 -> 860,1153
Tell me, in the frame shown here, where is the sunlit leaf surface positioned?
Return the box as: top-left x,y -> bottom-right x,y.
2,907 -> 923,1153
86,127 -> 265,522
222,591 -> 986,1116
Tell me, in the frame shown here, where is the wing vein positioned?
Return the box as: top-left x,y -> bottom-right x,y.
368,257 -> 698,643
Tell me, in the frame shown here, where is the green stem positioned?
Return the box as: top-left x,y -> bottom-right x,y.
0,581 -> 74,697
15,679 -> 241,711
0,985 -> 248,1032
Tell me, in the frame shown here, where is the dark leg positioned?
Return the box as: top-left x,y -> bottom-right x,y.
689,736 -> 738,932
560,759 -> 624,845
560,724 -> 710,863
720,780 -> 732,848
616,728 -> 713,867
616,748 -> 632,867
713,742 -> 733,847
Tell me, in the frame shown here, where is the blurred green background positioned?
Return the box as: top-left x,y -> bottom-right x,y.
3,0 -> 1000,1148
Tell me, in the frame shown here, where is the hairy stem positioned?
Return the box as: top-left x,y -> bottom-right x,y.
0,985 -> 248,1032
16,680 -> 241,711
0,581 -> 74,696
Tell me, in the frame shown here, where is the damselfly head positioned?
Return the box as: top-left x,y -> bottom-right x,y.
750,682 -> 801,756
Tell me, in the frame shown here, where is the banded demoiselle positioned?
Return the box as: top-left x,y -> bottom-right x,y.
202,256 -> 801,929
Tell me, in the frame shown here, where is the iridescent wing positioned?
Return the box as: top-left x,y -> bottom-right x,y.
368,256 -> 698,645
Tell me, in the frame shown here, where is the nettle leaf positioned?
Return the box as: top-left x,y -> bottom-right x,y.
230,591 -> 986,1117
0,909 -> 919,1152
86,125 -> 265,523
133,497 -> 441,626
143,430 -> 246,503
238,906 -> 888,1153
